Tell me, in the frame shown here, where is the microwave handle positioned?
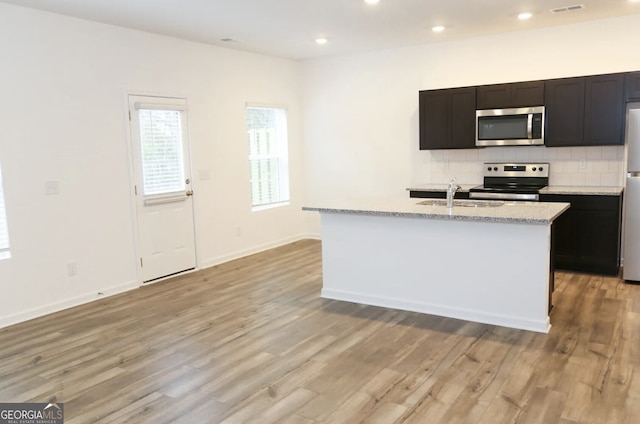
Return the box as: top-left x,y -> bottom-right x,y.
527,113 -> 533,139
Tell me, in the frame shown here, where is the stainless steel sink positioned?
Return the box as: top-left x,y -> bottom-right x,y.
417,199 -> 505,208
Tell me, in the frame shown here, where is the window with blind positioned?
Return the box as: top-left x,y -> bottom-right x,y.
246,106 -> 290,209
0,163 -> 10,260
137,108 -> 185,196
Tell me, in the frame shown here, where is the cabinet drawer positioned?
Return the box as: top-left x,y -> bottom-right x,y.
409,191 -> 469,199
541,194 -> 620,211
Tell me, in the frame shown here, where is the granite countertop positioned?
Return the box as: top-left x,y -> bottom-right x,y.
303,197 -> 570,225
539,186 -> 624,195
407,184 -> 624,196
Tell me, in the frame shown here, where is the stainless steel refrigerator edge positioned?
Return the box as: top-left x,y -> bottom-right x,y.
623,103 -> 640,281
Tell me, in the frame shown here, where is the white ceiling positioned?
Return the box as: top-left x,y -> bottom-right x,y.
2,0 -> 640,60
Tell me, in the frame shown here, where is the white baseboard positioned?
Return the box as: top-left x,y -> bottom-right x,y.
321,288 -> 551,333
200,233 -> 318,269
0,235 -> 322,330
0,280 -> 138,329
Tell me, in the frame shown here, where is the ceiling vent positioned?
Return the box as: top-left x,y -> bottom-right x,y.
550,4 -> 585,13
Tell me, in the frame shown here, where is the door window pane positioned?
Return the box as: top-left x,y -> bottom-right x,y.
138,109 -> 185,196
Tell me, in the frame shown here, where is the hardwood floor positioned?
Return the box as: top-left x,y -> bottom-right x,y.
0,239 -> 639,423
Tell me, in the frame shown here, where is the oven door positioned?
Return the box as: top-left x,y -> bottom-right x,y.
476,106 -> 544,147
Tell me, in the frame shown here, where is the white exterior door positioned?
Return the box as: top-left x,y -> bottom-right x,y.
128,95 -> 196,282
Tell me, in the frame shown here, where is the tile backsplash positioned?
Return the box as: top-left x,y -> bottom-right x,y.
424,145 -> 625,187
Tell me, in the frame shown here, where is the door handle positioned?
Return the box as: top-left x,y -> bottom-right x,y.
186,190 -> 193,196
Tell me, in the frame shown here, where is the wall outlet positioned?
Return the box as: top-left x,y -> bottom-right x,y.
579,159 -> 587,170
67,261 -> 77,276
235,226 -> 242,237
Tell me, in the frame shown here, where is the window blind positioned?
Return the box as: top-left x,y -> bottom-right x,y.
247,106 -> 290,208
0,164 -> 10,259
138,109 -> 185,196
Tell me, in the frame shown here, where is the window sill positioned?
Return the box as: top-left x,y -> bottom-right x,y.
0,251 -> 11,261
252,201 -> 290,212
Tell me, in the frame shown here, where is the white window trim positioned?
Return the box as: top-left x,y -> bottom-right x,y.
251,200 -> 290,212
246,104 -> 291,211
0,162 -> 10,260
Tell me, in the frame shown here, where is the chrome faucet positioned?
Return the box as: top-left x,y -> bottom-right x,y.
446,178 -> 461,208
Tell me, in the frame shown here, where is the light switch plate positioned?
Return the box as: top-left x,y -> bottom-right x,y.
45,180 -> 60,195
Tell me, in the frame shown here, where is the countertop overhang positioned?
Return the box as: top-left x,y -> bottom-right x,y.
303,197 -> 570,225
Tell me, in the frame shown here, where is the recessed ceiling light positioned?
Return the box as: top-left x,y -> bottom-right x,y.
432,26 -> 445,33
315,38 -> 328,45
364,0 -> 380,4
518,12 -> 533,20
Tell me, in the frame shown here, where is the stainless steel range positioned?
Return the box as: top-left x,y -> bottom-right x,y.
469,162 -> 549,201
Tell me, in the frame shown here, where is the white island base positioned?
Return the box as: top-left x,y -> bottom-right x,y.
319,212 -> 554,333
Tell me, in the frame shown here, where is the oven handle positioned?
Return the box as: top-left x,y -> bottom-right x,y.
469,191 -> 539,201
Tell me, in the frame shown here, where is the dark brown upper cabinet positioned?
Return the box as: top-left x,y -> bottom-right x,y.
419,87 -> 476,150
544,77 -> 585,147
476,81 -> 545,110
417,71 -> 635,151
626,72 -> 640,101
584,73 -> 625,145
545,73 -> 625,147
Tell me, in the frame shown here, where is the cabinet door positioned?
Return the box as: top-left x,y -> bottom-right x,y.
548,209 -> 579,270
419,87 -> 476,150
510,81 -> 545,108
476,84 -> 511,109
449,88 -> 476,149
625,72 -> 640,101
584,73 -> 625,146
577,209 -> 621,275
544,77 -> 585,147
540,194 -> 621,276
476,81 -> 544,109
419,90 -> 450,150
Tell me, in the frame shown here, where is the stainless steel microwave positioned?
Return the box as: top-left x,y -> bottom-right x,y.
476,106 -> 545,147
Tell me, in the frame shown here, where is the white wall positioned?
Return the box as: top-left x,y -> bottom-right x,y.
0,3 -> 308,327
302,14 -> 640,217
2,3 -> 640,327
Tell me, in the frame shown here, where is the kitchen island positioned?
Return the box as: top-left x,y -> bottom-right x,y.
303,198 -> 569,333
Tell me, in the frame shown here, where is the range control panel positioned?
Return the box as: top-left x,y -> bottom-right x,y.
483,163 -> 549,178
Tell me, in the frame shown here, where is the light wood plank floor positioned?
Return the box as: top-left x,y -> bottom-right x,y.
1,239 -> 639,423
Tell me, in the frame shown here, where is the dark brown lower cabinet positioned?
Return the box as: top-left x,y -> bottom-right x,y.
541,194 -> 622,276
